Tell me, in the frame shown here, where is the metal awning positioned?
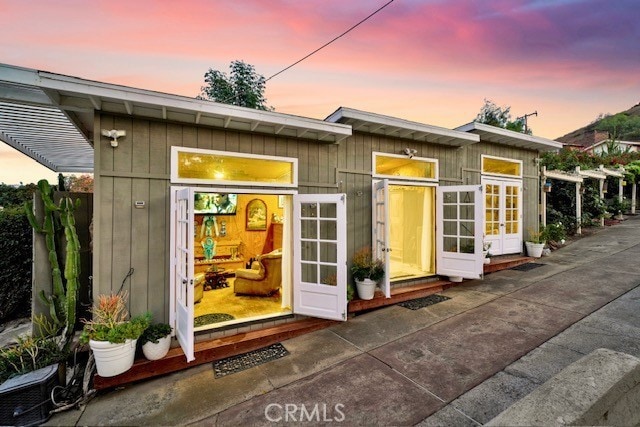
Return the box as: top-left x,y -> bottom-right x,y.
455,122 -> 562,152
325,107 -> 479,147
0,63 -> 352,173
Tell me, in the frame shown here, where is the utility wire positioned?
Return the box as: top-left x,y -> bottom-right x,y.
209,0 -> 396,104
265,0 -> 396,81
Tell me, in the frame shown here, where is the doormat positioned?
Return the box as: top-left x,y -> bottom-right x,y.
194,313 -> 235,327
511,263 -> 545,272
213,343 -> 289,378
398,294 -> 451,310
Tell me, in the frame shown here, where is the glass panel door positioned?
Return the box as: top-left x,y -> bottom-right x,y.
293,194 -> 347,321
482,178 -> 522,255
436,185 -> 483,280
172,187 -> 195,362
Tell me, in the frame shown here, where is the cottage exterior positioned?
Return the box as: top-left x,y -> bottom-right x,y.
0,64 -> 561,361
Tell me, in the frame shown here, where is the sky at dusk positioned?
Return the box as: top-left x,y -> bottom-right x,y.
1,0 -> 639,184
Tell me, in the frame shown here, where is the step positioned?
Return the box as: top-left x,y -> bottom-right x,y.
348,280 -> 451,313
484,255 -> 534,274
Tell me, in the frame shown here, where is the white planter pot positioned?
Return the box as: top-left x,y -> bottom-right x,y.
142,335 -> 171,361
484,257 -> 491,265
90,338 -> 137,377
355,278 -> 377,300
525,241 -> 545,258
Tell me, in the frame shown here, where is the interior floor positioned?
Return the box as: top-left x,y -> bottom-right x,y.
194,278 -> 290,327
389,259 -> 433,282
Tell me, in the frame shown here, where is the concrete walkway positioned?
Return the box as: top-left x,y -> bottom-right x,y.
48,217 -> 640,426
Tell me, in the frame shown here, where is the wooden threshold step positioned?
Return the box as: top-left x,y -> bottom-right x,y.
484,256 -> 534,274
93,317 -> 336,390
348,279 -> 451,313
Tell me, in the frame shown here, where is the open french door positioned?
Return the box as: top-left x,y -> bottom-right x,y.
372,180 -> 391,297
171,187 -> 195,362
293,194 -> 347,321
436,185 -> 484,280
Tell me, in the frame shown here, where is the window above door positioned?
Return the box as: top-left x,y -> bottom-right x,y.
373,152 -> 439,182
481,155 -> 522,178
171,147 -> 298,187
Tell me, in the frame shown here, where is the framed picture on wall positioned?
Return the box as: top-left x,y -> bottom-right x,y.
246,199 -> 267,231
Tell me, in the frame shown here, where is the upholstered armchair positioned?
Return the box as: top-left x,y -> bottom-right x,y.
234,249 -> 282,296
194,272 -> 205,303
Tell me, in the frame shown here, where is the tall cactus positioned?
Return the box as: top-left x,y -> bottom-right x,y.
25,179 -> 81,347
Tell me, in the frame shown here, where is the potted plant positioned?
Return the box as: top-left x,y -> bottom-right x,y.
351,247 -> 385,300
525,227 -> 545,258
140,323 -> 172,361
80,292 -> 151,377
483,241 -> 492,264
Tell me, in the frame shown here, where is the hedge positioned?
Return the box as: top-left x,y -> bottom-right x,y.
0,206 -> 32,322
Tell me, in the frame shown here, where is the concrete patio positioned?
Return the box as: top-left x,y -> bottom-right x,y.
47,216 -> 640,426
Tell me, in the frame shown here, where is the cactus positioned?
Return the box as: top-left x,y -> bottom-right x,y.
24,179 -> 81,347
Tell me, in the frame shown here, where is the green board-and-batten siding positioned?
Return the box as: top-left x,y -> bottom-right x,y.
94,113 -> 541,322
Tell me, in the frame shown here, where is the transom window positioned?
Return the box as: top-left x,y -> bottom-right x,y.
481,155 -> 522,178
373,153 -> 438,182
171,147 -> 297,187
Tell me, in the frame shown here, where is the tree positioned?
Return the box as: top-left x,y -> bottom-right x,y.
596,113 -> 640,145
474,99 -> 532,135
198,60 -> 271,110
65,174 -> 94,193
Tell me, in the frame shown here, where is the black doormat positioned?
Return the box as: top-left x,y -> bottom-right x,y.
213,343 -> 289,378
511,263 -> 545,272
398,294 -> 451,310
194,313 -> 235,327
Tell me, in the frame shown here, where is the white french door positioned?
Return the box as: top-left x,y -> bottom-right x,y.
172,187 -> 195,362
436,185 -> 484,280
372,180 -> 391,298
293,194 -> 347,321
482,178 -> 522,255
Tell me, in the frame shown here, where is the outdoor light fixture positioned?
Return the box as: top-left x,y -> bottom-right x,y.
101,129 -> 126,147
403,147 -> 417,158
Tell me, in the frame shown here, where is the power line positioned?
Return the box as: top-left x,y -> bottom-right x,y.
266,0 -> 396,82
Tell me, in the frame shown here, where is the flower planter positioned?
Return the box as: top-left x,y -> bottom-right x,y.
142,335 -> 171,361
355,279 -> 377,300
90,339 -> 138,377
483,250 -> 491,264
525,241 -> 545,258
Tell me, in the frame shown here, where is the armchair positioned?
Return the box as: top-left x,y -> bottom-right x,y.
234,249 -> 282,296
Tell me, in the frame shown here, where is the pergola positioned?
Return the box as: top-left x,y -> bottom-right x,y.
541,165 -> 627,235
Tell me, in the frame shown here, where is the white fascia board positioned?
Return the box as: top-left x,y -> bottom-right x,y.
0,63 -> 351,139
456,121 -> 563,151
326,107 -> 479,144
36,71 -> 351,137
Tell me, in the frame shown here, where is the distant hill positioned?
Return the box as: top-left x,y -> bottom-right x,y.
556,102 -> 640,149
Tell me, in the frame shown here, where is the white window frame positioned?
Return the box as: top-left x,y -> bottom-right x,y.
372,152 -> 439,183
481,154 -> 523,179
171,146 -> 298,187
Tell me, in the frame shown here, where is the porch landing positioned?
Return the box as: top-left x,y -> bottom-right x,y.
92,255 -> 533,390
